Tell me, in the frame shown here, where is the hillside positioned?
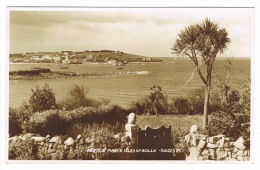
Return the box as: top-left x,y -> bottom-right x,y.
9,50 -> 163,63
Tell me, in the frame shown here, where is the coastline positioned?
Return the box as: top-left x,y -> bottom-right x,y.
9,70 -> 149,80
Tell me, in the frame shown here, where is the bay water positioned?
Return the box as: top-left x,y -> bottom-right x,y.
9,58 -> 250,108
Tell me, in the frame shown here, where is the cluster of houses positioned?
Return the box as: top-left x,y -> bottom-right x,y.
11,51 -> 83,64
10,50 -> 154,65
10,50 -> 122,64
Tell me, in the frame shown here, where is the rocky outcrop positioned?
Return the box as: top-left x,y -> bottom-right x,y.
9,71 -> 149,80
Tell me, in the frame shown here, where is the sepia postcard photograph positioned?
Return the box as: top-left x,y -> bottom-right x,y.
7,6 -> 254,163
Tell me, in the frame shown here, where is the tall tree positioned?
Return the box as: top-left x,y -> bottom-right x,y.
171,18 -> 231,130
149,85 -> 164,116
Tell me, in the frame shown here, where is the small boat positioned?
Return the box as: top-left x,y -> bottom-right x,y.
60,66 -> 69,69
31,66 -> 42,70
117,67 -> 123,69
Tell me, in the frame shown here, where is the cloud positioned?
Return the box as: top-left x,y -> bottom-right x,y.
9,8 -> 253,57
9,8 -> 202,27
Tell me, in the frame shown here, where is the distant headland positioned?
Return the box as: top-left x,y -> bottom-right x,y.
9,50 -> 164,64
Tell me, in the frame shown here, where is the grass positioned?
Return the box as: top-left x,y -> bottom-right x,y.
136,114 -> 203,129
68,115 -> 204,140
136,114 -> 203,141
67,122 -> 125,139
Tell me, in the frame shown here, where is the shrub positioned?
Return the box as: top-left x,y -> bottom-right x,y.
240,80 -> 250,115
208,111 -> 242,140
23,104 -> 128,136
217,88 -> 241,119
29,84 -> 57,112
9,103 -> 33,125
131,96 -> 169,116
170,98 -> 192,115
131,86 -> 169,116
9,138 -> 38,160
24,110 -> 64,136
187,87 -> 205,114
131,98 -> 147,115
9,103 -> 33,136
58,84 -> 102,110
187,87 -> 221,114
9,119 -> 23,137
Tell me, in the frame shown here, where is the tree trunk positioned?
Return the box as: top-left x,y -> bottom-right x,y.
153,102 -> 158,116
203,85 -> 210,130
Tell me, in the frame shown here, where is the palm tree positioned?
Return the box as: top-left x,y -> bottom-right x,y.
171,18 -> 231,130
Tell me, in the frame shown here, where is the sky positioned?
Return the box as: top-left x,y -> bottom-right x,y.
9,8 -> 254,57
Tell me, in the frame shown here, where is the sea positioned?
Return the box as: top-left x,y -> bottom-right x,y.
9,58 -> 251,108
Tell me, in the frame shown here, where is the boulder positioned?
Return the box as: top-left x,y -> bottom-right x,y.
197,139 -> 207,152
207,143 -> 218,149
21,133 -> 34,141
49,136 -> 61,144
9,136 -> 20,143
64,137 -> 74,146
234,137 -> 246,150
31,136 -> 46,143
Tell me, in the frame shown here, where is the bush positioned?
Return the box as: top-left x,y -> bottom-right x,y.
23,104 -> 128,136
131,96 -> 169,115
9,104 -> 33,136
23,110 -> 64,136
58,84 -> 102,110
208,111 -> 242,140
29,84 -> 57,112
131,85 -> 169,115
187,87 -> 221,114
170,98 -> 192,115
240,80 -> 250,115
9,119 -> 23,137
131,98 -> 147,115
187,87 -> 205,114
9,138 -> 38,160
217,89 -> 241,118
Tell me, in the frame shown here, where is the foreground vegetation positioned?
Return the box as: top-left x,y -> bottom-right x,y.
9,115 -> 200,160
9,73 -> 250,160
